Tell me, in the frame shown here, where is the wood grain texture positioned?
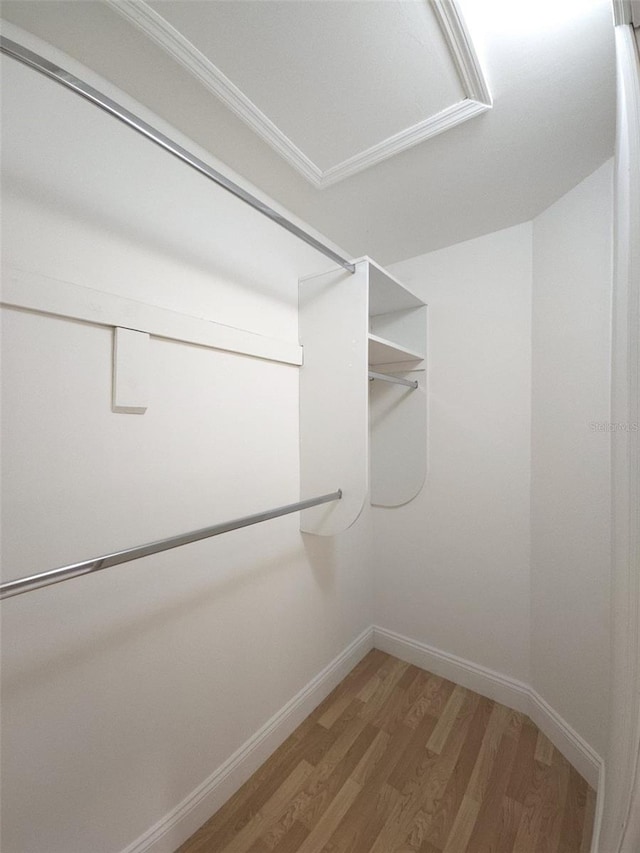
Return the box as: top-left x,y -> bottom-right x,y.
176,651 -> 596,853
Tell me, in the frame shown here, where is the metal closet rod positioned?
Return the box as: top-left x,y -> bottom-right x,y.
0,490 -> 342,600
368,371 -> 418,389
0,36 -> 356,275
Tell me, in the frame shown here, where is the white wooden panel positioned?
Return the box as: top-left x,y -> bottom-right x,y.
299,261 -> 369,534
367,259 -> 424,314
112,327 -> 149,414
1,267 -> 302,366
369,306 -> 427,356
368,334 -> 424,365
370,369 -> 427,507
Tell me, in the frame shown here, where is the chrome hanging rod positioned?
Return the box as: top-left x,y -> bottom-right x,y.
0,36 -> 356,275
368,371 -> 418,389
0,490 -> 342,600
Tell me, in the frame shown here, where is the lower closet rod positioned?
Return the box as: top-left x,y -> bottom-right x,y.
0,490 -> 342,601
0,36 -> 355,275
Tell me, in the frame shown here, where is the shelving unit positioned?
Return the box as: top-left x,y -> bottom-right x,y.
299,258 -> 427,534
367,259 -> 426,366
366,260 -> 427,509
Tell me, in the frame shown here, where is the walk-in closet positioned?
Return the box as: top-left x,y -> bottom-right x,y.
1,2 -> 638,852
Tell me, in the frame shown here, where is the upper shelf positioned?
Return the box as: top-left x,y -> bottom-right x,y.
368,334 -> 424,365
365,257 -> 426,367
365,258 -> 424,316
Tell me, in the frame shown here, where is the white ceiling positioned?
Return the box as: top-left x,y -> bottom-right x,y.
109,0 -> 490,187
0,0 -> 616,265
175,0 -> 464,168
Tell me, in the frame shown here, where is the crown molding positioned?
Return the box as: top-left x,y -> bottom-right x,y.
613,0 -> 634,26
320,98 -> 490,187
431,0 -> 493,107
106,0 -> 492,189
104,0 -> 324,185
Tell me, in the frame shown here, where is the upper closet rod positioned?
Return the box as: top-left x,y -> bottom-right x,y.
0,36 -> 356,275
0,490 -> 342,600
369,371 -> 418,389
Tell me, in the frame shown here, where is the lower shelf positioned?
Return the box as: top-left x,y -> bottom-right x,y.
368,333 -> 424,365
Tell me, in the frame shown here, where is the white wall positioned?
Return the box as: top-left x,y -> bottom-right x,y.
0,27 -> 372,853
384,223 -> 533,682
0,20 -> 616,853
531,161 -> 613,757
382,162 -> 613,770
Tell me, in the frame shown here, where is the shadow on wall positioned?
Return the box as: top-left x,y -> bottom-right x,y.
2,173 -> 300,307
301,530 -> 338,595
1,542 -> 308,697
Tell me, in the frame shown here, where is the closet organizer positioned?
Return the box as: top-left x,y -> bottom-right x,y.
0,36 -> 427,599
299,259 -> 427,536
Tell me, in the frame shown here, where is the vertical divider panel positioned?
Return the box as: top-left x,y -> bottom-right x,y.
369,367 -> 427,506
299,261 -> 369,535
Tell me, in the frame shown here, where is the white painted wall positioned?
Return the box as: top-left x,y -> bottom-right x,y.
0,19 -> 617,853
382,162 -> 613,772
0,26 -> 372,853
383,223 -> 533,682
531,161 -> 613,757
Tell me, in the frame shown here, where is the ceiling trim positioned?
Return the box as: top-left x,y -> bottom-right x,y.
432,0 -> 492,106
612,0 -> 634,26
104,0 -> 324,184
320,99 -> 489,186
106,0 -> 492,189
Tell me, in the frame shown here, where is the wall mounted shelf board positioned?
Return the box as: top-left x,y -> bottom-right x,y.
368,334 -> 424,365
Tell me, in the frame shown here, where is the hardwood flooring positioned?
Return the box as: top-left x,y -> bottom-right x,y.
177,650 -> 596,853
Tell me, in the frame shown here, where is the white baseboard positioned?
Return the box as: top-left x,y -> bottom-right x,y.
372,625 -> 602,790
121,626 -> 374,853
121,623 -> 604,853
527,688 -> 602,791
372,625 -> 532,714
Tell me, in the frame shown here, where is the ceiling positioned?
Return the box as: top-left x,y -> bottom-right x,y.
109,0 -> 490,187
0,0 -> 616,265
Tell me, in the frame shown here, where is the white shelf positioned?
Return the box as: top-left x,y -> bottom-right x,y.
368,333 -> 424,365
364,258 -> 424,315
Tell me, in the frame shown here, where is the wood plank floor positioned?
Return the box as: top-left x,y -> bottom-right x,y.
177,650 -> 596,853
